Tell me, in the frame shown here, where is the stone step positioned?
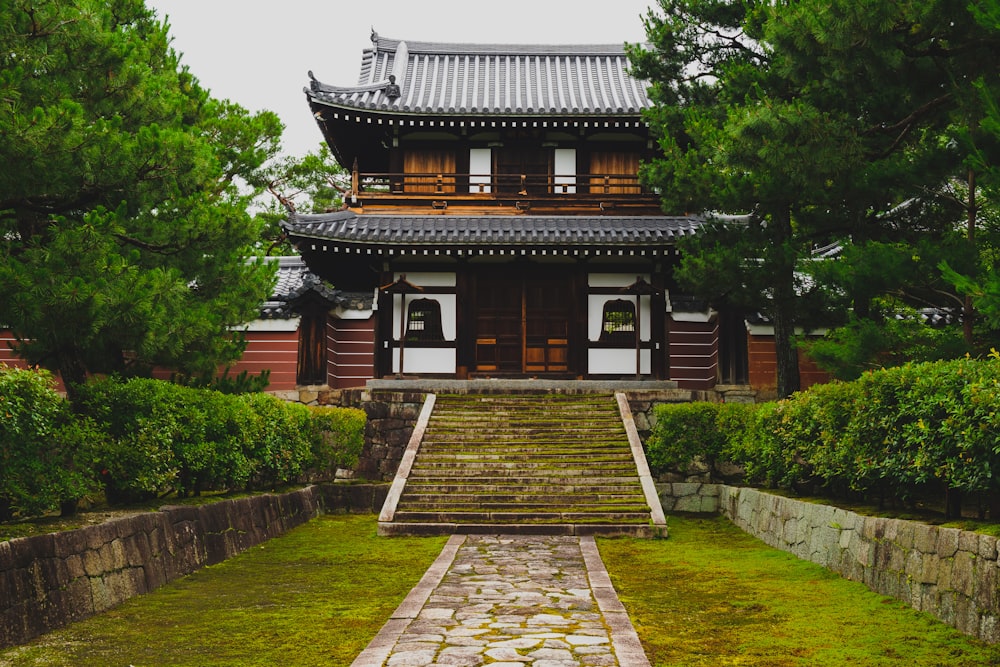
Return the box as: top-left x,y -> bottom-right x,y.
397,502 -> 650,513
408,470 -> 639,480
390,510 -> 651,524
406,470 -> 641,481
406,481 -> 642,497
382,392 -> 660,536
377,522 -> 658,538
412,451 -> 633,466
399,492 -> 645,504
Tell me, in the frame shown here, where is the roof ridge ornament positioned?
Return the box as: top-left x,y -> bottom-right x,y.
385,74 -> 400,100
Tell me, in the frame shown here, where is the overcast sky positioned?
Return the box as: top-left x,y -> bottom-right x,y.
146,0 -> 658,159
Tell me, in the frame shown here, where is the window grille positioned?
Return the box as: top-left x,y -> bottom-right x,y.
405,298 -> 444,342
599,299 -> 637,344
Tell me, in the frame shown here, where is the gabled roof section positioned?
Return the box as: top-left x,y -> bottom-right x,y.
260,256 -> 372,318
307,31 -> 652,117
282,211 -> 702,250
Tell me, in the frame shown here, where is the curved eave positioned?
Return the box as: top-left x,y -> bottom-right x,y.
307,89 -> 651,120
282,214 -> 702,256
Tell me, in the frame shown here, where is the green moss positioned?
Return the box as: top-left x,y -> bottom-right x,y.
599,516 -> 1000,666
0,515 -> 447,667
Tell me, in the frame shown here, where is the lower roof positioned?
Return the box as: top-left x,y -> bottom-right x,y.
282,211 -> 703,253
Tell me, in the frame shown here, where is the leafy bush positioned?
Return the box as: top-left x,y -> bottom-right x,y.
648,402 -> 728,473
0,366 -> 99,519
237,392 -> 314,489
646,401 -> 754,478
306,406 -> 366,476
678,355 -> 1000,516
74,377 -> 367,504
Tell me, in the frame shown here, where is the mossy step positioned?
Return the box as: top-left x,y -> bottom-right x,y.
419,441 -> 630,450
400,492 -> 645,503
408,468 -> 642,478
391,510 -> 651,524
413,453 -> 635,462
377,522 -> 657,538
404,481 -> 642,498
397,501 -> 649,511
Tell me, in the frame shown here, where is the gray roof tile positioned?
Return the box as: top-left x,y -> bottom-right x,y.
282,212 -> 702,248
260,256 -> 370,318
308,33 -> 651,117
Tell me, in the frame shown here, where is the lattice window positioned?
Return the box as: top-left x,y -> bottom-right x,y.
405,298 -> 444,342
599,299 -> 636,344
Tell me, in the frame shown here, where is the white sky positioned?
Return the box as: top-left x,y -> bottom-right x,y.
146,0 -> 658,159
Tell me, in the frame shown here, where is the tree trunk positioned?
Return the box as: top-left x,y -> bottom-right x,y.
963,167 -> 976,346
771,207 -> 801,399
57,352 -> 89,406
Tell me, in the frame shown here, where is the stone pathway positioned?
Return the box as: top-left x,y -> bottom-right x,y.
351,534 -> 650,667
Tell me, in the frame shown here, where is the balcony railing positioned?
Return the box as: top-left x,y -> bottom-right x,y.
352,171 -> 648,197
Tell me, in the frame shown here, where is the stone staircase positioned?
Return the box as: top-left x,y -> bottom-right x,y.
377,393 -> 665,537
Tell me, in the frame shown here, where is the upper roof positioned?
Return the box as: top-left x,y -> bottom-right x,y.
282,211 -> 702,251
307,32 -> 652,117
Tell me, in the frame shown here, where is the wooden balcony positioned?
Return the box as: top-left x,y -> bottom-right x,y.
346,171 -> 664,215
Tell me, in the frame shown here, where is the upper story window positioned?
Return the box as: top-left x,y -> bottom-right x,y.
405,298 -> 444,342
599,299 -> 637,344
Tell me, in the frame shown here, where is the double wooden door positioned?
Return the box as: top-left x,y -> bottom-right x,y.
474,273 -> 572,374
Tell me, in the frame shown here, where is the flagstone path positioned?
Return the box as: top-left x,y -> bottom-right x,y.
351,534 -> 650,667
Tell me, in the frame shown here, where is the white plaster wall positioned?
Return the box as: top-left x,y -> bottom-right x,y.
588,348 -> 650,375
587,294 -> 651,342
240,318 -> 300,333
390,272 -> 457,341
392,347 -> 457,374
469,148 -> 491,193
553,148 -> 576,194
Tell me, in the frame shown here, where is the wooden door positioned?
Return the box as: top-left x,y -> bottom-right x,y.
403,149 -> 456,193
474,276 -> 522,372
474,273 -> 572,374
589,151 -> 641,194
495,147 -> 551,194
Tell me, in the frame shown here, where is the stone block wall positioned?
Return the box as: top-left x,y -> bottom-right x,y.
719,486 -> 1000,644
657,482 -> 721,513
0,483 -> 388,649
347,390 -> 426,481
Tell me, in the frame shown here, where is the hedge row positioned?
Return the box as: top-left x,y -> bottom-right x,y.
648,355 -> 1000,514
0,367 -> 366,519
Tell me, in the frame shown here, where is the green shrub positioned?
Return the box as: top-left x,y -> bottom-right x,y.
0,366 -> 98,519
306,406 -> 366,477
75,377 -> 184,503
237,392 -> 314,490
647,402 -> 726,474
710,354 -> 1000,515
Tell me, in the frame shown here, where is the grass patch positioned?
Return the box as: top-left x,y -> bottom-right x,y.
0,514 -> 447,667
598,515 -> 1000,666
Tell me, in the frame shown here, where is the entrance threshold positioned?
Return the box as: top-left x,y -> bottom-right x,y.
366,378 -> 680,393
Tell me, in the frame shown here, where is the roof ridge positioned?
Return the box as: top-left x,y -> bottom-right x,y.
372,34 -> 632,56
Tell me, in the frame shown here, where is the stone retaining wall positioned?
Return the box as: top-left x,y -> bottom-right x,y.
0,483 -> 389,649
657,482 -> 721,513
719,486 -> 1000,644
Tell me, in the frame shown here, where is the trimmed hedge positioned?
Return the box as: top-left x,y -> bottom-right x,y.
0,370 -> 366,518
648,355 -> 1000,515
0,366 -> 99,520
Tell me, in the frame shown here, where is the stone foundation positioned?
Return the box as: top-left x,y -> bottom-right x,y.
0,483 -> 388,649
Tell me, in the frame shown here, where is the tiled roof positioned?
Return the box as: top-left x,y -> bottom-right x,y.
260,256 -> 371,318
307,32 -> 651,116
282,212 -> 702,249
